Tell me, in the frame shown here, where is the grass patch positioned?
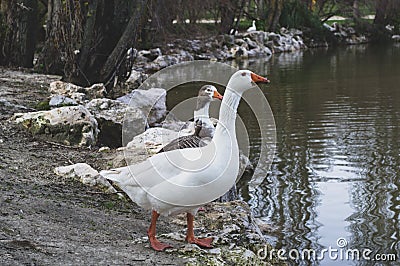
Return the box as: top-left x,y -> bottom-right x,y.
35,100 -> 50,110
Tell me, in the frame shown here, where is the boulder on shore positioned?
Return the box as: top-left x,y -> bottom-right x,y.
13,105 -> 98,147
117,88 -> 167,126
85,98 -> 147,148
110,127 -> 186,168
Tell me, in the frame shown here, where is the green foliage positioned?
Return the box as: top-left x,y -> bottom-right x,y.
279,1 -> 322,30
279,1 -> 329,41
103,201 -> 116,210
35,100 -> 50,111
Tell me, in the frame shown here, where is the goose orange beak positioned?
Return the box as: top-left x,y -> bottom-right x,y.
213,90 -> 223,100
251,73 -> 270,84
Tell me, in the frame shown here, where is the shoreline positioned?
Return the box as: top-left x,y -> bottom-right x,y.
0,68 -> 284,265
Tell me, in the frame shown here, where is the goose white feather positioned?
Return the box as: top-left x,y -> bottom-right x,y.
100,69 -> 270,250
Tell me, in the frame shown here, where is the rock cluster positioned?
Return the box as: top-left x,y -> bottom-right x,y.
323,22 -> 369,45
12,81 -> 168,148
131,28 -> 306,74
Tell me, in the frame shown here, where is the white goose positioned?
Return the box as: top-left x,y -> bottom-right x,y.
247,20 -> 257,32
159,85 -> 223,153
100,70 -> 270,251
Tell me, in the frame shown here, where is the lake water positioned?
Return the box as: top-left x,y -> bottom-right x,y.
166,44 -> 400,265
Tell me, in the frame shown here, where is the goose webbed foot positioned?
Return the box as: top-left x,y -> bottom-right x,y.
185,236 -> 214,248
186,212 -> 214,248
148,235 -> 173,251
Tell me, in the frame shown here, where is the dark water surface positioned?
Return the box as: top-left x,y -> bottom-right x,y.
167,44 -> 400,265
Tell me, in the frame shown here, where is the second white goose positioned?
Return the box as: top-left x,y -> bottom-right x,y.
159,85 -> 223,152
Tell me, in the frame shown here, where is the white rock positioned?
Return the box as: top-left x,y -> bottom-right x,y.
117,88 -> 167,126
234,38 -> 248,48
207,248 -> 221,255
222,224 -> 241,234
262,46 -> 273,55
99,146 -> 110,152
386,24 -> 394,31
323,23 -> 336,32
126,127 -> 188,152
49,81 -> 106,103
244,37 -> 259,49
54,163 -> 116,192
243,31 -> 266,45
49,81 -> 81,95
126,70 -> 148,89
392,35 -> 400,42
149,48 -> 162,58
49,95 -> 77,107
13,105 -> 98,147
242,249 -> 257,260
109,145 -> 150,168
107,126 -> 193,168
230,46 -> 249,59
161,112 -> 192,132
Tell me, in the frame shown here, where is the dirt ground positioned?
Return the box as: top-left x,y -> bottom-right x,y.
0,69 -> 189,265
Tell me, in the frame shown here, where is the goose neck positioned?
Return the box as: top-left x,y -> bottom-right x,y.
193,100 -> 210,122
215,89 -> 242,135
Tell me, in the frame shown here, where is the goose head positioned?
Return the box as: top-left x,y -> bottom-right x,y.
194,85 -> 223,125
227,70 -> 270,94
198,85 -> 223,101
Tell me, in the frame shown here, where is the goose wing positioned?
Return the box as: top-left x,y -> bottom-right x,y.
100,146 -> 214,210
158,135 -> 203,153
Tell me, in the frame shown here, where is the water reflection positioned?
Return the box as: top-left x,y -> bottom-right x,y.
166,45 -> 399,265
232,44 -> 400,265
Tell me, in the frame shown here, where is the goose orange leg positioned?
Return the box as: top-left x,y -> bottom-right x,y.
185,213 -> 213,248
147,210 -> 173,251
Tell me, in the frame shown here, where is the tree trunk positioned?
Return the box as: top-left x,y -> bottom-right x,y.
220,0 -> 235,34
373,0 -> 389,26
353,0 -> 360,20
266,0 -> 283,32
38,0 -> 147,87
37,0 -> 83,75
74,0 -> 100,85
0,0 -> 38,68
148,0 -> 175,43
99,0 -> 147,87
386,0 -> 400,24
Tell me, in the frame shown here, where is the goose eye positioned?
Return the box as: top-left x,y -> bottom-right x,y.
241,72 -> 247,76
